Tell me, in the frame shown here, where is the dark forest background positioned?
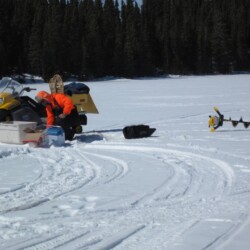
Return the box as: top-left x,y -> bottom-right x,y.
0,0 -> 250,81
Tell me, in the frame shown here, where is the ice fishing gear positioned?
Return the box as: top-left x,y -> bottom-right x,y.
208,107 -> 250,132
0,76 -> 99,135
123,124 -> 156,139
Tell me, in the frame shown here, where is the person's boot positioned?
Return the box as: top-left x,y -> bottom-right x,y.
64,128 -> 75,141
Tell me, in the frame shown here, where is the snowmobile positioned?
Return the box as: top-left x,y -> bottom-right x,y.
0,77 -> 98,134
0,77 -> 46,125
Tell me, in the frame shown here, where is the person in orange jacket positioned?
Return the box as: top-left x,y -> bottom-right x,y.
35,91 -> 78,140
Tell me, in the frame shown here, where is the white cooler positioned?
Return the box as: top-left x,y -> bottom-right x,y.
0,121 -> 36,144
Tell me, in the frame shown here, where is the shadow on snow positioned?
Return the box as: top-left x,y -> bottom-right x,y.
76,128 -> 123,143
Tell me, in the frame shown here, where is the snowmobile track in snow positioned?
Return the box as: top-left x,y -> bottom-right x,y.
0,144 -> 238,249
84,144 -> 235,205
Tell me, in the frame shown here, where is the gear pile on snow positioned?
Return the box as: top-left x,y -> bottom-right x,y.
208,107 -> 250,132
123,125 -> 156,139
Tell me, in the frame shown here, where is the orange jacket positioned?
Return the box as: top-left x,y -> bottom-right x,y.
46,93 -> 75,126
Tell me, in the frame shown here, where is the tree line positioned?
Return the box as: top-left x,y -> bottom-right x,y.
0,0 -> 249,81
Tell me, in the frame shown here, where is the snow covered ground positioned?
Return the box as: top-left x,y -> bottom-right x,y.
0,74 -> 250,250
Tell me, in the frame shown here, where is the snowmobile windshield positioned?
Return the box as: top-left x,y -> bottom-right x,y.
0,77 -> 23,98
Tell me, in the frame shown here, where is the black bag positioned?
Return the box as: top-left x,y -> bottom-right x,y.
123,125 -> 156,139
64,82 -> 90,96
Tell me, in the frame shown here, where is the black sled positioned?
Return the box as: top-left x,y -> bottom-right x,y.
123,124 -> 156,139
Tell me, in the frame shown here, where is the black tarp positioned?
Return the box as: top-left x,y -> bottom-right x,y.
64,82 -> 90,95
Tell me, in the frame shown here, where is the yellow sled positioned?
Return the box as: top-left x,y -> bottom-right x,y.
49,74 -> 98,114
69,93 -> 98,114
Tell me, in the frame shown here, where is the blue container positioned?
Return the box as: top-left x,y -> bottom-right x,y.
42,126 -> 65,147
47,127 -> 64,136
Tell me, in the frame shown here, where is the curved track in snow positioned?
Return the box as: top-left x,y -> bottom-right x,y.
0,141 -> 241,250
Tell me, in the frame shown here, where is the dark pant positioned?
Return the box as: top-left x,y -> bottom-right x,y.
54,108 -> 79,140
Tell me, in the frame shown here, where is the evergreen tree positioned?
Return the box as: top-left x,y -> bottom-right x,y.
79,0 -> 93,78
180,0 -> 198,73
0,0 -> 14,76
15,0 -> 36,73
141,0 -> 155,74
1,0 -> 250,79
211,0 -> 232,73
123,0 -> 145,77
196,0 -> 212,73
81,0 -> 104,78
141,0 -> 162,75
113,0 -> 124,76
28,0 -> 48,75
67,0 -> 82,76
169,0 -> 184,73
42,0 -> 65,80
247,0 -> 250,62
234,0 -> 249,70
10,0 -> 24,74
162,0 -> 171,73
103,0 -> 117,75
